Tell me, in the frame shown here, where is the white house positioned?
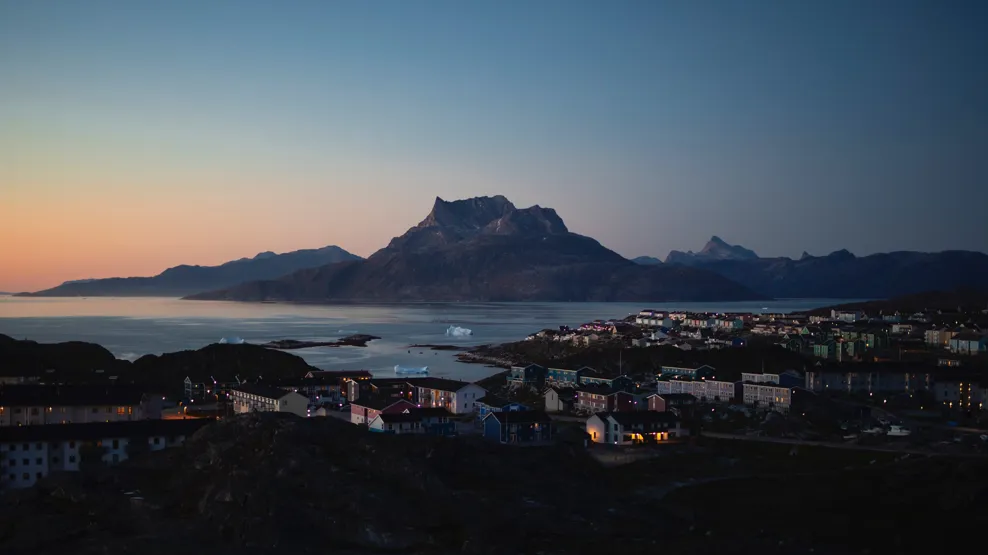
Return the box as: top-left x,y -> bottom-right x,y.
948,332 -> 987,355
411,378 -> 486,415
586,412 -> 687,445
230,384 -> 309,417
742,383 -> 793,413
0,419 -> 211,490
0,385 -> 160,427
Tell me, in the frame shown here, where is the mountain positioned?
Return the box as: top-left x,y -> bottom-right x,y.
631,256 -> 663,265
187,196 -> 763,302
18,246 -> 361,298
665,236 -> 759,265
686,250 -> 988,299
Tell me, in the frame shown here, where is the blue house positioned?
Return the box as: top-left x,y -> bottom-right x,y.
507,364 -> 548,389
547,366 -> 596,386
475,395 -> 529,421
579,374 -> 634,391
483,410 -> 553,444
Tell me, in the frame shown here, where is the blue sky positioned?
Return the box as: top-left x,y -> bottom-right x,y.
1,0 -> 986,290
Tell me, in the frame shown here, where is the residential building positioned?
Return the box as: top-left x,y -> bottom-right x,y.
482,410 -> 553,444
654,378 -> 737,403
230,384 -> 308,417
647,393 -> 697,413
659,365 -> 716,379
831,310 -> 865,322
0,419 -> 211,490
546,367 -> 596,386
925,328 -> 958,347
742,383 -> 793,413
891,323 -> 914,335
948,332 -> 987,355
0,385 -> 160,427
932,379 -> 982,411
575,386 -> 634,414
367,408 -> 455,436
349,398 -> 417,426
938,359 -> 963,368
544,386 -> 577,413
804,366 -> 933,395
586,412 -> 687,445
410,378 -> 486,415
475,395 -> 529,421
579,374 -> 633,389
507,364 -> 547,389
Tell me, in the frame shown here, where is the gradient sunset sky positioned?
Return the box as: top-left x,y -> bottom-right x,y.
2,0 -> 986,292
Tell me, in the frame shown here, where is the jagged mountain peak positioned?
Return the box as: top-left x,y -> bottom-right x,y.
666,237 -> 758,264
800,251 -> 813,260
418,195 -> 515,230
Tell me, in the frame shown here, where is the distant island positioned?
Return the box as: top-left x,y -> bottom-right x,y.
186,196 -> 763,303
17,246 -> 361,298
636,236 -> 988,299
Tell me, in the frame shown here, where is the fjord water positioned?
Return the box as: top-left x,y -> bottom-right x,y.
0,297 -> 847,381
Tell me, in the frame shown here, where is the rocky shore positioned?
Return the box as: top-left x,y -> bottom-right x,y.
261,334 -> 380,350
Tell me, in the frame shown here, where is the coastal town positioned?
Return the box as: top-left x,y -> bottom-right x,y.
3,293 -> 988,492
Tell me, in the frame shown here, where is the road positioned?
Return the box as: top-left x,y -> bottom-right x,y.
700,431 -> 988,458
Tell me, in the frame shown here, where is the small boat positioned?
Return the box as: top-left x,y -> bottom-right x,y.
394,365 -> 429,375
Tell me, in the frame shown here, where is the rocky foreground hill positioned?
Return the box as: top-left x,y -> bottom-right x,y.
187,196 -> 762,302
1,413 -> 985,554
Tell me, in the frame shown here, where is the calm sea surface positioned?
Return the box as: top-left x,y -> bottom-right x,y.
0,297 -> 852,381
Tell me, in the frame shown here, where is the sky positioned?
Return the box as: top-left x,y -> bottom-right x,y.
1,0 -> 986,292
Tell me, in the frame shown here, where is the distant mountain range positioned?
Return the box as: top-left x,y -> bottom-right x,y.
630,256 -> 663,265
187,196 -> 762,302
636,237 -> 988,299
664,236 -> 759,265
18,246 -> 361,297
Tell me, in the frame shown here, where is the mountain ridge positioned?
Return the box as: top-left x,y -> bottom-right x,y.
665,236 -> 759,265
18,246 -> 362,298
187,197 -> 763,302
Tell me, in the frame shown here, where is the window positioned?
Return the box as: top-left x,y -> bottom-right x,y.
22,459 -> 28,465
22,443 -> 28,450
92,407 -> 98,414
153,437 -> 161,445
69,456 -> 76,463
112,440 -> 119,449
8,460 -> 14,467
36,472 -> 42,479
30,407 -> 39,415
52,457 -> 60,464
7,474 -> 12,481
22,473 -> 29,480
36,458 -> 42,465
106,407 -> 112,413
8,445 -> 14,451
13,408 -> 22,414
116,407 -> 126,415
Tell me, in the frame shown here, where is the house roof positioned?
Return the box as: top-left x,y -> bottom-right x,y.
576,385 -> 624,396
233,383 -> 294,400
351,396 -> 415,411
475,395 -> 519,408
952,332 -> 986,341
0,385 -> 146,407
649,393 -> 697,402
597,411 -> 678,426
545,385 -> 576,395
378,407 -> 453,423
0,418 -> 214,443
409,377 -> 476,393
486,410 -> 552,425
305,370 -> 372,381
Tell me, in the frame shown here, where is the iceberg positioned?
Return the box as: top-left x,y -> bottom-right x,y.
219,337 -> 245,345
395,365 -> 429,375
445,325 -> 473,337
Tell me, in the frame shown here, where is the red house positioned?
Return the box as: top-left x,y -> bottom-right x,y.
350,397 -> 416,425
575,385 -> 634,414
